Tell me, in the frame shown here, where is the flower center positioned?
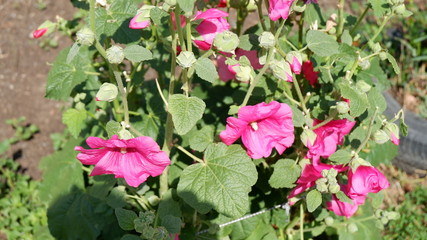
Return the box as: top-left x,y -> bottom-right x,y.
120,148 -> 127,154
250,122 -> 258,131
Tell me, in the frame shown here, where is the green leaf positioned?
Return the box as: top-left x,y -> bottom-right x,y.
304,3 -> 324,25
367,87 -> 387,116
306,189 -> 322,212
329,149 -> 352,164
306,30 -> 340,57
341,30 -> 353,46
336,191 -> 353,204
39,139 -> 84,205
106,120 -> 121,138
62,108 -> 87,138
150,7 -> 169,26
168,94 -> 206,135
106,186 -> 128,208
269,159 -> 301,189
238,34 -> 259,51
339,83 -> 369,117
161,215 -> 181,234
338,204 -> 381,240
177,0 -> 196,14
362,141 -> 398,166
120,235 -> 141,240
124,45 -> 153,63
115,208 -> 137,231
177,143 -> 258,218
385,53 -> 401,75
94,0 -> 140,44
368,0 -> 390,18
188,126 -> 214,152
66,42 -> 81,63
290,104 -> 305,127
230,215 -> 260,240
194,57 -> 219,83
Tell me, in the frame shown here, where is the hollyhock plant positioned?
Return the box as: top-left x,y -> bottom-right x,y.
33,28 -> 48,38
75,135 -> 170,187
220,101 -> 294,159
194,9 -> 230,50
347,166 -> 389,197
306,119 -> 356,164
217,49 -> 263,82
268,0 -> 295,21
302,60 -> 319,87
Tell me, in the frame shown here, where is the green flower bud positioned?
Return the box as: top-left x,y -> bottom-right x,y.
165,0 -> 176,7
394,4 -> 406,15
321,169 -> 328,178
259,31 -> 276,48
147,195 -> 160,206
119,129 -> 133,140
381,216 -> 389,225
356,80 -> 371,93
213,31 -> 240,53
328,168 -> 338,178
328,27 -> 337,35
316,178 -> 328,192
358,59 -> 371,70
336,101 -> 350,114
76,27 -> 95,46
233,65 -> 253,82
386,211 -> 400,220
328,184 -> 340,194
301,128 -> 317,147
375,209 -> 383,218
106,45 -> 125,64
347,223 -> 358,233
176,51 -> 196,68
369,42 -> 382,53
324,217 -> 334,226
247,0 -> 257,11
379,52 -> 388,60
373,129 -> 390,144
384,122 -> 400,144
96,83 -> 118,102
292,4 -> 306,13
270,60 -> 293,82
390,0 -> 404,5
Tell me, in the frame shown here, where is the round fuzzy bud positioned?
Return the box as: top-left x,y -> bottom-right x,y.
292,4 -> 306,13
375,209 -> 383,218
270,60 -> 293,82
325,217 -> 334,226
328,168 -> 338,178
394,4 -> 406,15
96,83 -> 118,102
380,217 -> 389,225
328,184 -> 340,194
384,122 -> 400,144
386,211 -> 400,220
358,59 -> 371,70
321,169 -> 329,178
76,27 -> 95,46
379,52 -> 388,60
106,45 -> 125,64
233,65 -> 253,82
213,30 -> 240,53
301,128 -> 317,147
147,195 -> 160,206
165,0 -> 177,6
336,101 -> 350,114
316,178 -> 328,192
356,80 -> 371,93
347,223 -> 358,233
118,129 -> 133,140
373,129 -> 390,144
176,51 -> 197,68
259,31 -> 276,48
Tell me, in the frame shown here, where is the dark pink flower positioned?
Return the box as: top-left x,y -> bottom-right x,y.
268,0 -> 295,21
217,49 -> 263,82
288,163 -> 347,204
33,28 -> 48,38
302,60 -> 319,87
289,56 -> 302,74
327,185 -> 366,218
218,0 -> 227,7
129,13 -> 151,29
347,166 -> 389,197
194,9 -> 230,50
220,101 -> 294,159
306,119 -> 355,165
75,135 -> 170,187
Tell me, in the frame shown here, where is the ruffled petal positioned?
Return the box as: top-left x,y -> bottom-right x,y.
219,117 -> 248,145
75,146 -> 108,165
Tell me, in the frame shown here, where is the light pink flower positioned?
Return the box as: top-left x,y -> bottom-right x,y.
347,166 -> 389,197
75,135 -> 170,187
288,163 -> 347,204
220,101 -> 294,159
194,9 -> 230,50
129,13 -> 151,29
302,60 -> 319,87
217,49 -> 263,82
306,119 -> 355,165
268,0 -> 295,21
327,185 -> 366,218
33,28 -> 48,38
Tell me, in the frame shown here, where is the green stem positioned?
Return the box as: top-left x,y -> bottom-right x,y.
175,7 -> 187,52
186,17 -> 192,52
175,145 -> 205,164
300,204 -> 304,240
283,38 -> 299,51
292,75 -> 309,114
240,47 -> 274,107
350,5 -> 370,35
256,0 -> 267,31
113,70 -> 130,125
362,15 -> 392,51
337,0 -> 346,39
311,111 -> 337,130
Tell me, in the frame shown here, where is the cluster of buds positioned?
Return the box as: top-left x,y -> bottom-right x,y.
316,169 -> 340,194
375,209 -> 400,225
390,0 -> 406,15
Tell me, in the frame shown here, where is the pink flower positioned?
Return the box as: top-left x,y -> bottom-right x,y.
288,163 -> 347,204
302,60 -> 319,87
217,49 -> 263,82
289,56 -> 302,74
268,0 -> 295,21
347,166 -> 389,197
194,9 -> 230,50
220,101 -> 294,159
75,135 -> 170,187
129,13 -> 151,29
327,185 -> 366,218
306,119 -> 355,164
33,28 -> 48,38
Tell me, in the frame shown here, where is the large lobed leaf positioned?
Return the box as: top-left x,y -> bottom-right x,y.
168,94 -> 206,135
177,143 -> 258,218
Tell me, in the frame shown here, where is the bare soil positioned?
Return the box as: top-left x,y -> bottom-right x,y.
0,0 -> 74,179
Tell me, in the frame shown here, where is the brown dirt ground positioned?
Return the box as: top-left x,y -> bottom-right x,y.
0,0 -> 74,179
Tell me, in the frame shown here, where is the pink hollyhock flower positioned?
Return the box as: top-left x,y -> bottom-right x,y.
288,163 -> 347,204
217,49 -> 263,82
326,185 -> 366,218
75,135 -> 170,187
302,60 -> 319,87
218,0 -> 227,7
220,101 -> 294,159
194,9 -> 230,50
268,0 -> 295,21
347,166 -> 389,197
129,12 -> 151,29
306,119 -> 355,165
289,56 -> 302,74
33,28 -> 48,38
